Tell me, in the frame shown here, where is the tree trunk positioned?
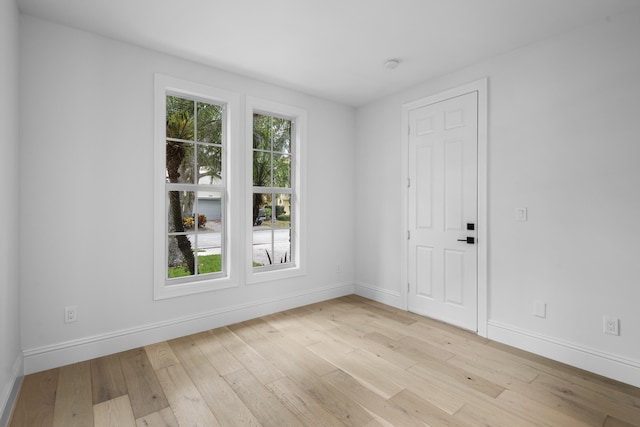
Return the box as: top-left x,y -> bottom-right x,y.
252,193 -> 263,225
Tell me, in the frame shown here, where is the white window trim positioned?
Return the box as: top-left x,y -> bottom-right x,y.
245,97 -> 307,284
153,73 -> 240,300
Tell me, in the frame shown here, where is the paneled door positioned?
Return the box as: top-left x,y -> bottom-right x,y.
407,91 -> 478,331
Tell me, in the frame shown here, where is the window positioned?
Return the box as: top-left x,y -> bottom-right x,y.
252,113 -> 293,267
154,77 -> 303,295
247,98 -> 306,283
154,75 -> 239,299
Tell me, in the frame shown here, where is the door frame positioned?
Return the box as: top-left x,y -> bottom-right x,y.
400,78 -> 488,337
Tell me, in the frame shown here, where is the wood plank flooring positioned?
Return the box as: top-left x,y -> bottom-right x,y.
9,295 -> 640,426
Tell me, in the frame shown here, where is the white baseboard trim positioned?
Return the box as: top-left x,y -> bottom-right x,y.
354,282 -> 404,309
488,320 -> 640,388
0,354 -> 23,427
23,283 -> 354,374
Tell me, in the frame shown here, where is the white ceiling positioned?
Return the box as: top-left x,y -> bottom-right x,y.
17,0 -> 640,106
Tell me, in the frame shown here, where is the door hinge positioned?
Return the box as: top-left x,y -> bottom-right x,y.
407,230 -> 410,240
407,177 -> 411,188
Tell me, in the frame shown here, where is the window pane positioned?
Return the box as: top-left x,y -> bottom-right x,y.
166,96 -> 194,140
252,230 -> 271,267
252,193 -> 270,266
197,145 -> 222,184
272,118 -> 291,154
167,191 -> 196,232
273,154 -> 291,188
253,114 -> 271,150
253,152 -> 271,187
196,221 -> 222,275
274,229 -> 291,264
196,253 -> 222,274
274,193 -> 291,228
194,221 -> 220,253
197,102 -> 222,144
252,193 -> 270,226
166,141 -> 194,183
197,191 -> 222,225
167,235 -> 195,278
197,191 -> 222,275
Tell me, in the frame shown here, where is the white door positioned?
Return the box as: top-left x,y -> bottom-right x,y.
407,91 -> 478,331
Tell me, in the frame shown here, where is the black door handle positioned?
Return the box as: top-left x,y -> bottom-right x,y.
457,237 -> 475,244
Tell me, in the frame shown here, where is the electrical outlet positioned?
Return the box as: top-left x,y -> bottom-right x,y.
603,316 -> 619,336
515,207 -> 528,221
64,306 -> 77,323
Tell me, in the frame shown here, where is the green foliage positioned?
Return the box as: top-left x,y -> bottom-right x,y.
168,254 -> 222,278
166,96 -> 223,185
252,113 -> 291,188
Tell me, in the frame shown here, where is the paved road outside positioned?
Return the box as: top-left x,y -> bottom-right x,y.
187,221 -> 291,266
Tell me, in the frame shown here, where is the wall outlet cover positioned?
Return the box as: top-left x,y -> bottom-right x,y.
603,316 -> 619,336
64,306 -> 77,323
515,207 -> 528,221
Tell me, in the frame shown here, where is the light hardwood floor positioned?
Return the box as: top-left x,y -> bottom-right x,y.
8,295 -> 640,426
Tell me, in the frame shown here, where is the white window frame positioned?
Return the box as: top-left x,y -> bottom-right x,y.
154,74 -> 240,299
245,97 -> 307,284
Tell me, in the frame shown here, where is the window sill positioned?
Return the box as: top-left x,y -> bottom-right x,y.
245,264 -> 306,285
154,276 -> 236,300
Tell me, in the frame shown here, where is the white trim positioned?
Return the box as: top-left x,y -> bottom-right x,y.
488,320 -> 640,388
400,78 -> 489,337
354,282 -> 403,310
245,97 -> 307,285
23,283 -> 354,374
0,354 -> 23,427
153,73 -> 241,300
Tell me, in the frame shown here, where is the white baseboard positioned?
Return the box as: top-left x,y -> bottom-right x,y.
488,320 -> 640,388
23,283 -> 354,374
350,287 -> 640,388
0,354 -> 23,427
354,282 -> 404,309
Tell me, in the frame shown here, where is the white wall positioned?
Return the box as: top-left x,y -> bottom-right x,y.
0,0 -> 22,420
19,15 -> 356,373
355,10 -> 640,385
